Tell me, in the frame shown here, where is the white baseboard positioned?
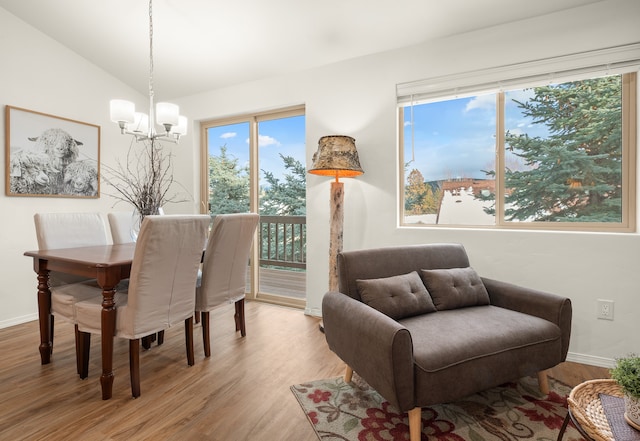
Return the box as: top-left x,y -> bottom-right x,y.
566,351 -> 615,369
304,306 -> 322,317
0,313 -> 38,330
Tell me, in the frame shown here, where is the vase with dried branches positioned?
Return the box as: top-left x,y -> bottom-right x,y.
103,138 -> 187,235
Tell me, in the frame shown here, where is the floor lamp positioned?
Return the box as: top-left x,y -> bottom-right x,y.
308,135 -> 364,332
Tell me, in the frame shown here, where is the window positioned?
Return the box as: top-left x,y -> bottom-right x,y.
399,67 -> 637,232
200,105 -> 306,307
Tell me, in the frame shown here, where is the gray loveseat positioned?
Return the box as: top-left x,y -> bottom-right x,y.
322,243 -> 572,441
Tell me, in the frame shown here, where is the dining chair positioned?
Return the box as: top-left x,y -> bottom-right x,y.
196,213 -> 259,357
74,214 -> 209,397
107,211 -> 135,244
34,212 -> 110,285
109,209 -> 166,244
109,210 -> 170,348
33,212 -> 110,373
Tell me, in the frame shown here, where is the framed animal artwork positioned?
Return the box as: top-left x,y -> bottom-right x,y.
5,106 -> 100,198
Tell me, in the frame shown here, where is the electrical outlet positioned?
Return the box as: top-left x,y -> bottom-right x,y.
597,299 -> 614,320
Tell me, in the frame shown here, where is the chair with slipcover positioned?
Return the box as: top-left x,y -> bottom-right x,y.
33,212 -> 110,374
196,213 -> 259,357
109,209 -> 174,349
110,211 -> 165,346
108,209 -> 166,245
74,214 -> 209,397
107,211 -> 135,244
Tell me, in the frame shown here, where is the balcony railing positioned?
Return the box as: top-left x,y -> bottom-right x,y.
259,215 -> 306,270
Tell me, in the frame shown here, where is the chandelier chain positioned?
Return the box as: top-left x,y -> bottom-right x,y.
148,0 -> 155,134
110,0 -> 185,143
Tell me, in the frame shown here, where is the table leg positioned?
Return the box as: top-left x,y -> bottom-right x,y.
557,412 -> 570,441
35,262 -> 52,364
100,284 -> 117,400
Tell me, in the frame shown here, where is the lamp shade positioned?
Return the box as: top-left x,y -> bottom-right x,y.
171,115 -> 188,136
308,135 -> 364,178
156,102 -> 180,126
110,99 -> 135,124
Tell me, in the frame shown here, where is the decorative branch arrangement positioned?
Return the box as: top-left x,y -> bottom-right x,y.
103,138 -> 188,217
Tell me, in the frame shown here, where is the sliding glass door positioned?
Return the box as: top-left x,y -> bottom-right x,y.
201,106 -> 306,307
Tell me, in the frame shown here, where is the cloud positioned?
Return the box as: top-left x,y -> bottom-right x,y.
258,134 -> 281,147
220,132 -> 236,139
465,94 -> 495,112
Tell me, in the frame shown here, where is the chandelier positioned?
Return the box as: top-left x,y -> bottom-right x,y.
109,0 -> 187,143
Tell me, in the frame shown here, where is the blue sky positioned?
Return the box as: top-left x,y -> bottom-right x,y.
206,115 -> 306,183
403,89 -> 549,183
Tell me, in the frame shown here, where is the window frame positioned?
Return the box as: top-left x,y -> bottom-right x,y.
199,105 -> 305,216
398,72 -> 637,232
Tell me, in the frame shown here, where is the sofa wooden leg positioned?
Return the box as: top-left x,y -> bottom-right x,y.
538,370 -> 549,394
344,365 -> 353,383
408,407 -> 422,441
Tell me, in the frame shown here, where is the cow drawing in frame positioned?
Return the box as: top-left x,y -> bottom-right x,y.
5,106 -> 100,198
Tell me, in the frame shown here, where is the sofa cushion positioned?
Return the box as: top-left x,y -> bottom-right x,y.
400,305 -> 563,406
420,267 -> 489,310
401,305 -> 561,372
357,271 -> 437,320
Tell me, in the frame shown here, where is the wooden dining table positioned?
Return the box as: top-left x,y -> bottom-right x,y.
24,243 -> 136,400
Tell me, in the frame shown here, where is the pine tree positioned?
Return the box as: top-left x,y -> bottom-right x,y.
260,154 -> 306,216
504,76 -> 622,222
208,145 -> 250,214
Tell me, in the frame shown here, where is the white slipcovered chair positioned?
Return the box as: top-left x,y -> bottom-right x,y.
196,213 -> 259,357
109,210 -> 169,348
34,212 -> 110,286
107,211 -> 136,244
74,214 -> 209,397
33,212 -> 110,374
108,209 -> 166,244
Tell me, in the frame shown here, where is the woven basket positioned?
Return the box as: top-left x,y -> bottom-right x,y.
567,379 -> 623,441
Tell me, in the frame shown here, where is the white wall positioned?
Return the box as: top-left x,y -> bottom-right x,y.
1,1 -> 639,366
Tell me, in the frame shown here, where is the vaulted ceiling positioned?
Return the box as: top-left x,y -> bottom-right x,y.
0,0 -> 603,99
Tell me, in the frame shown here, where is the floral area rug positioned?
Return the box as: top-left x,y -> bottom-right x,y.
291,374 -> 586,440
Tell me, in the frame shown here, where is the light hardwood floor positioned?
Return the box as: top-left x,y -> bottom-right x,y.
0,301 -> 609,440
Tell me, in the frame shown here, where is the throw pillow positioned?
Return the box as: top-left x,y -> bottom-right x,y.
420,267 -> 489,310
356,271 -> 436,320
